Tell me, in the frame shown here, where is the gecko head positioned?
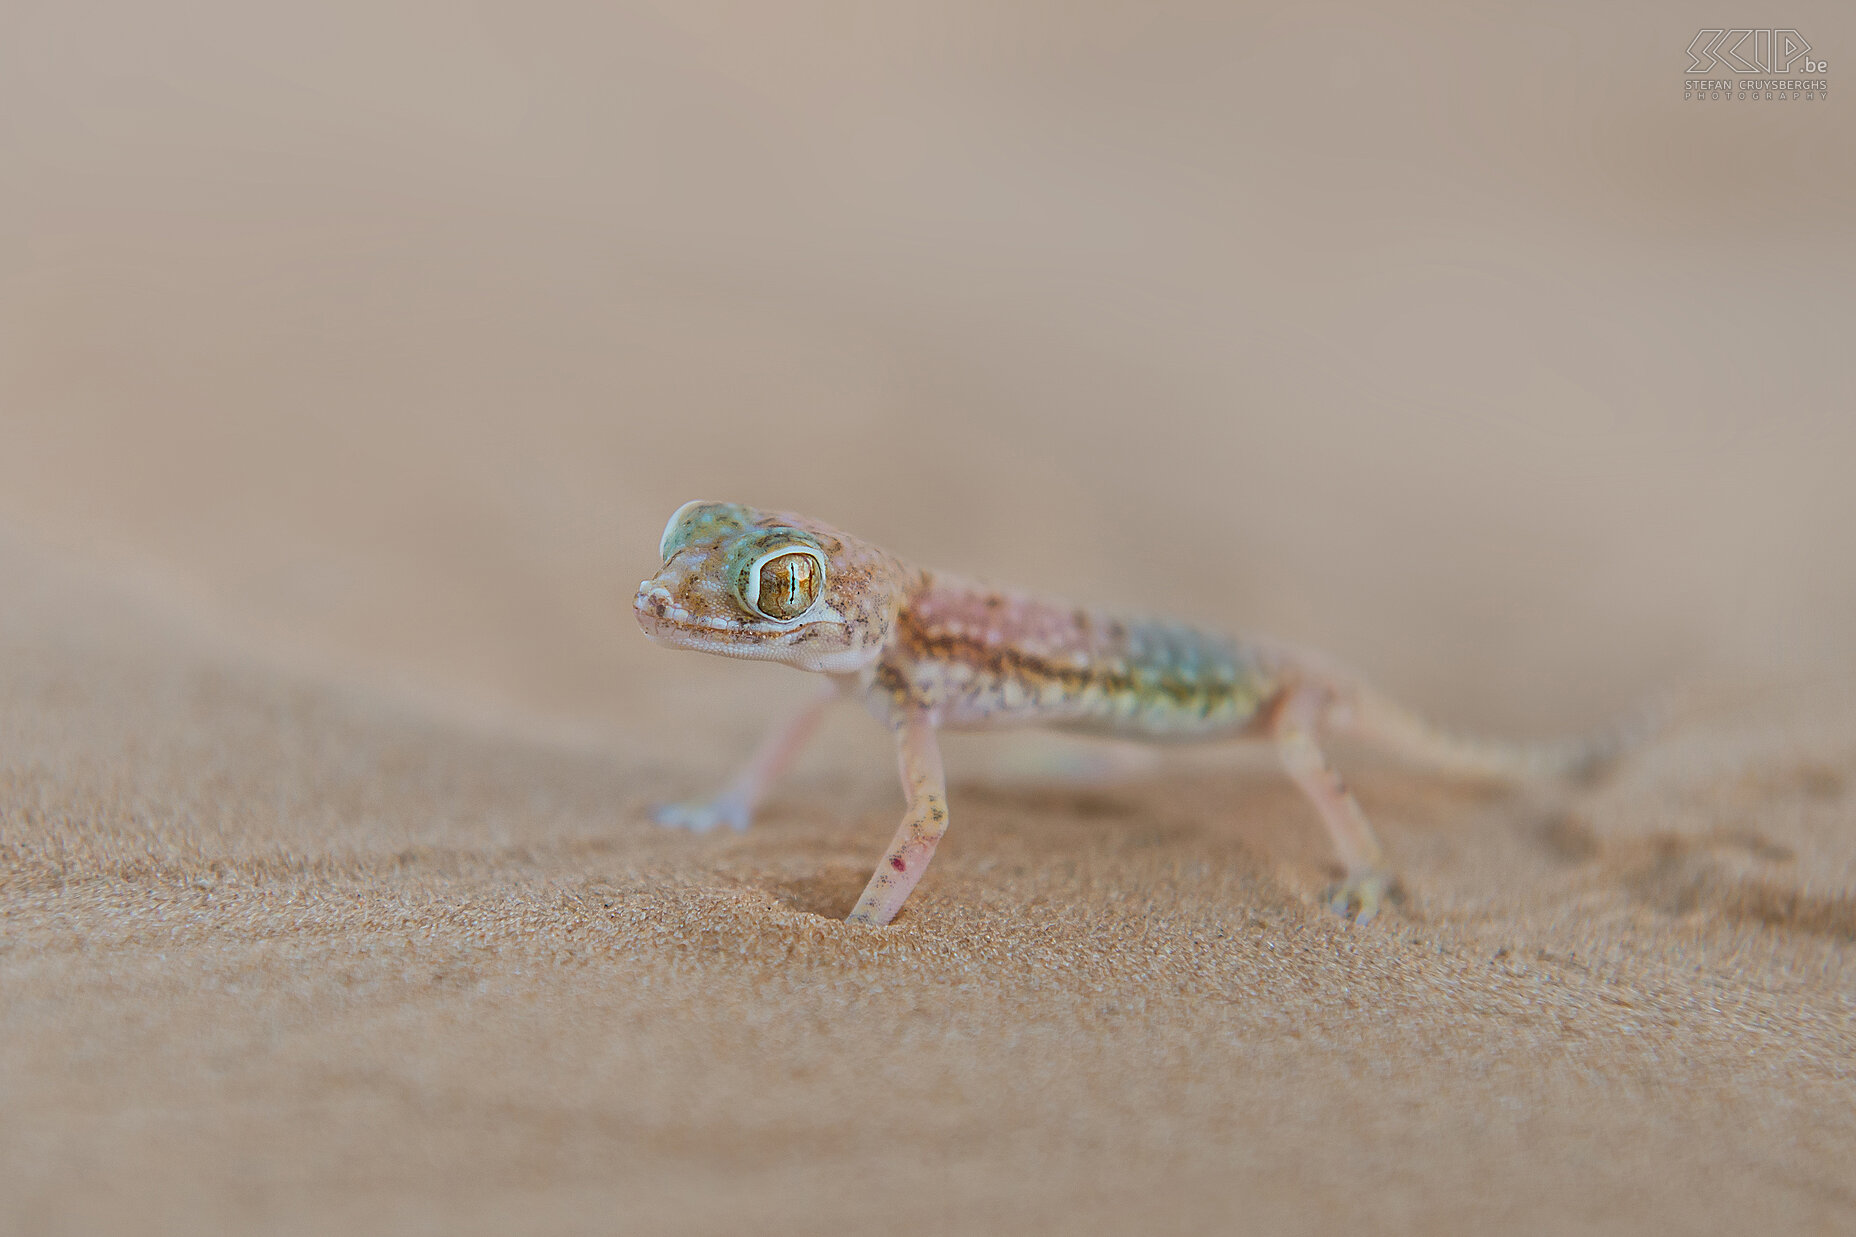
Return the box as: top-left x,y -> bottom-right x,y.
634,501 -> 903,674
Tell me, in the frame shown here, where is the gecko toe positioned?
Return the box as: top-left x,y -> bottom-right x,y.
1327,870 -> 1397,924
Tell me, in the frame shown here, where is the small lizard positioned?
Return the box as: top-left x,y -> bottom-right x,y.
634,501 -> 1621,927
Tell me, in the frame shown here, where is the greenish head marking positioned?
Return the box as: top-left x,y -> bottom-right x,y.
658,501 -> 752,563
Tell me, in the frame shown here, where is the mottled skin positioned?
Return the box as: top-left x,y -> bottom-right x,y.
635,501 -> 1616,926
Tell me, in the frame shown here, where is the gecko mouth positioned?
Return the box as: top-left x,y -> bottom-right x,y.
633,582 -> 751,645
634,581 -> 832,666
633,583 -> 696,642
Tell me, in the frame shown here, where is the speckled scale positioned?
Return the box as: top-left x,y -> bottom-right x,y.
880,575 -> 1280,737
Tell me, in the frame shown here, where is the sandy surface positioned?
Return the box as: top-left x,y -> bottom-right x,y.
3,3 -> 1855,1233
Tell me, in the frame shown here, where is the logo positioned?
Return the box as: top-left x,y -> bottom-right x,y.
1684,28 -> 1829,101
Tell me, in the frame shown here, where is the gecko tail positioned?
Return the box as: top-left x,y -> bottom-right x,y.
1331,683 -> 1661,784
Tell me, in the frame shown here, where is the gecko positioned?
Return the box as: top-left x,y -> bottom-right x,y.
634,500 -> 1622,927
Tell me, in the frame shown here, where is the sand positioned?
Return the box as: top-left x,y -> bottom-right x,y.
3,3 -> 1855,1233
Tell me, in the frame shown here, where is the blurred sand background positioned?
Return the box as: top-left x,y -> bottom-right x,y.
3,2 -> 1854,1232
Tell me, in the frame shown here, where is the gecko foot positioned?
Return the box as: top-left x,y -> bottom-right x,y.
1327,869 -> 1398,925
651,797 -> 751,833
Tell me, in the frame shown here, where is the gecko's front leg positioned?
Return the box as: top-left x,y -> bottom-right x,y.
1271,683 -> 1396,923
652,685 -> 838,833
847,711 -> 947,926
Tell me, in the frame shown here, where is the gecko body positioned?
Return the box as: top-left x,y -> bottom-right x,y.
881,583 -> 1280,738
635,501 -> 1615,926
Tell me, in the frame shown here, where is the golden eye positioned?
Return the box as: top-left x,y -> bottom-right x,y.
745,548 -> 823,621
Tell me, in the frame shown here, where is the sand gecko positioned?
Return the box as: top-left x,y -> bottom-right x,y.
634,501 -> 1618,927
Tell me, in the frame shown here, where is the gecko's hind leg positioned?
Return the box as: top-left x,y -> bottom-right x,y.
652,685 -> 837,833
1271,685 -> 1396,924
848,712 -> 947,926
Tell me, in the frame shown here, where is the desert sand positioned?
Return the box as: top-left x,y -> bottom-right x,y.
3,3 -> 1854,1234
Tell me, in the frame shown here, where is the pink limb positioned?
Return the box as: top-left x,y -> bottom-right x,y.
1270,683 -> 1393,923
847,712 -> 948,926
652,685 -> 838,833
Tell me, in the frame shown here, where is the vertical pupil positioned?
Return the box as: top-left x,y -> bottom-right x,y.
758,553 -> 816,617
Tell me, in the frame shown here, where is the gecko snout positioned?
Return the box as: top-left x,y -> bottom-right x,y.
634,581 -> 678,631
635,581 -> 673,610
